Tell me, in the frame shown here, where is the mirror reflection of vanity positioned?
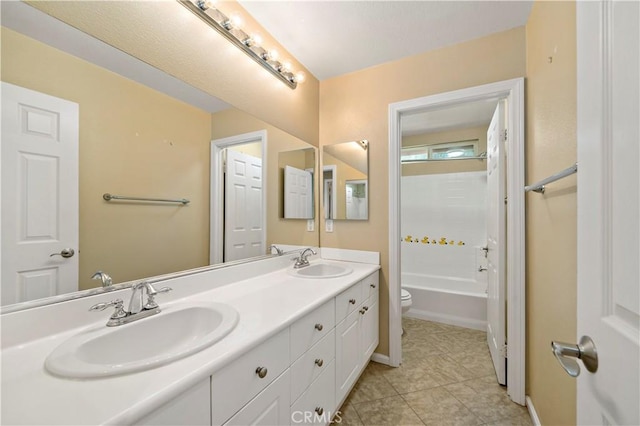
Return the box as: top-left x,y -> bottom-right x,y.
322,140 -> 369,221
0,2 -> 319,309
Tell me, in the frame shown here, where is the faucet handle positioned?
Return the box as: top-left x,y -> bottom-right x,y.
143,285 -> 172,310
89,299 -> 127,320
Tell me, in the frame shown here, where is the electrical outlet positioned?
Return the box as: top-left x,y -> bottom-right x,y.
325,219 -> 334,232
307,220 -> 315,232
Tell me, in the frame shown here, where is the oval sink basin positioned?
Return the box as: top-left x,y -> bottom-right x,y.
45,302 -> 239,379
288,263 -> 353,279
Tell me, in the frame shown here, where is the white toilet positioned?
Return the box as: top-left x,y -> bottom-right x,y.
401,288 -> 412,315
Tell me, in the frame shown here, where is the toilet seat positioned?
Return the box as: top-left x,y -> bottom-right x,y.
401,289 -> 411,300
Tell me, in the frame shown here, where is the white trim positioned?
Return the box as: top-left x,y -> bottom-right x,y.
322,165 -> 337,220
404,310 -> 486,332
388,78 -> 526,403
525,396 -> 542,426
210,131 -> 267,265
370,352 -> 391,366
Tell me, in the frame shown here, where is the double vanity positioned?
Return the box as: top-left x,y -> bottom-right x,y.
0,249 -> 380,425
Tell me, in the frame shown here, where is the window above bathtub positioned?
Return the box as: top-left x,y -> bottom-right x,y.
401,139 -> 481,163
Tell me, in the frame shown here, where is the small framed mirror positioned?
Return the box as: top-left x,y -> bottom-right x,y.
322,140 -> 369,220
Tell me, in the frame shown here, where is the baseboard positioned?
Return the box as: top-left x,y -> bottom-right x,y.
525,396 -> 541,426
370,352 -> 391,366
405,309 -> 486,331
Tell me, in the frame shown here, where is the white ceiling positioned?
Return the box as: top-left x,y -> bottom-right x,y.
238,1 -> 533,80
402,98 -> 500,136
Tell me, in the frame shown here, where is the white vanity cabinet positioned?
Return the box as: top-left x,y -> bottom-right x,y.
140,270 -> 379,426
137,378 -> 211,426
335,272 -> 379,406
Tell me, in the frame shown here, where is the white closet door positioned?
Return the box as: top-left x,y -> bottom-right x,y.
284,165 -> 312,219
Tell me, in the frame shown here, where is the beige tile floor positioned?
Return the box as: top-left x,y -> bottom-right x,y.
335,317 -> 532,426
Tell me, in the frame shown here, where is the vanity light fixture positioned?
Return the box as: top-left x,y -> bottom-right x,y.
180,0 -> 304,89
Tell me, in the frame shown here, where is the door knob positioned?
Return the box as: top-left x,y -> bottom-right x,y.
50,248 -> 75,258
551,335 -> 598,377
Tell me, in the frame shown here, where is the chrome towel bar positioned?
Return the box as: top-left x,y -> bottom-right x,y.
102,193 -> 190,205
525,163 -> 577,194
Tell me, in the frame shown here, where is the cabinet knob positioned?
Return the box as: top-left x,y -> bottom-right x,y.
363,306 -> 369,311
314,323 -> 323,331
349,298 -> 356,305
315,358 -> 324,367
255,366 -> 268,379
359,308 -> 366,314
370,283 -> 376,288
315,407 -> 324,416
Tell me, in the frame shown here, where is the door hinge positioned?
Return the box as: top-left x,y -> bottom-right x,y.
503,129 -> 508,141
500,344 -> 508,358
504,196 -> 508,205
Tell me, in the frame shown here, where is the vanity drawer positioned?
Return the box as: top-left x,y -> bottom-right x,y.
361,272 -> 379,303
290,360 -> 336,426
211,328 -> 290,425
290,328 -> 335,401
290,299 -> 335,361
335,282 -> 363,323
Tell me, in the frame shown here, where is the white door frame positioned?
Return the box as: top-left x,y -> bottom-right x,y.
388,78 -> 525,404
210,130 -> 267,265
323,165 -> 337,219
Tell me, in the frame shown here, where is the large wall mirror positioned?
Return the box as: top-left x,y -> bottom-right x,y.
322,140 -> 369,220
0,2 -> 319,310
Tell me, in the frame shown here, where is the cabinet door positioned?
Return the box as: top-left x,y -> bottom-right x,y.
137,378 -> 210,426
224,370 -> 290,426
335,310 -> 361,404
361,298 -> 379,361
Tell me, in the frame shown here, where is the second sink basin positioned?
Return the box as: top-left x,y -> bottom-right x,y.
45,301 -> 239,379
289,263 -> 353,279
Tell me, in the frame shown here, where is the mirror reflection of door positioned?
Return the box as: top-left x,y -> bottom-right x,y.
1,82 -> 79,306
345,180 -> 368,220
283,165 -> 313,219
223,143 -> 264,262
323,166 -> 337,219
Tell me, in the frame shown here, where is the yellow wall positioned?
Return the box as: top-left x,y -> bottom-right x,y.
211,108 -> 319,248
402,126 -> 488,176
2,28 -> 212,290
27,0 -> 320,146
525,1 -> 577,424
319,27 -> 527,355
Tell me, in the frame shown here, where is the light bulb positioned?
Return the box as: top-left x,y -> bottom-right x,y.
252,34 -> 263,46
282,61 -> 292,72
268,49 -> 279,61
295,71 -> 306,84
230,13 -> 243,29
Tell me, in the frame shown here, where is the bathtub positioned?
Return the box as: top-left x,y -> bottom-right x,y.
402,273 -> 487,331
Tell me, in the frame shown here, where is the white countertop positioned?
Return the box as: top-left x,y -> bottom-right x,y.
0,256 -> 379,425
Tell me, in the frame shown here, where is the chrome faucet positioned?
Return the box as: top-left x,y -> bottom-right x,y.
269,244 -> 284,255
89,281 -> 172,326
293,248 -> 317,269
91,270 -> 112,287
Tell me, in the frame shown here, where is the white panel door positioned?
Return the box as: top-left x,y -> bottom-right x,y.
1,82 -> 79,306
224,149 -> 264,262
576,1 -> 639,424
284,165 -> 312,219
486,100 -> 507,385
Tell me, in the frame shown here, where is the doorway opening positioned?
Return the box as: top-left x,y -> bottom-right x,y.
388,78 -> 525,404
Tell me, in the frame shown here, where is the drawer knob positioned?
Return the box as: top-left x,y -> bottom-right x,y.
359,308 -> 366,314
314,323 -> 323,331
255,366 -> 268,379
349,298 -> 356,305
370,283 -> 376,288
363,306 -> 369,311
315,407 -> 324,416
315,358 -> 324,367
